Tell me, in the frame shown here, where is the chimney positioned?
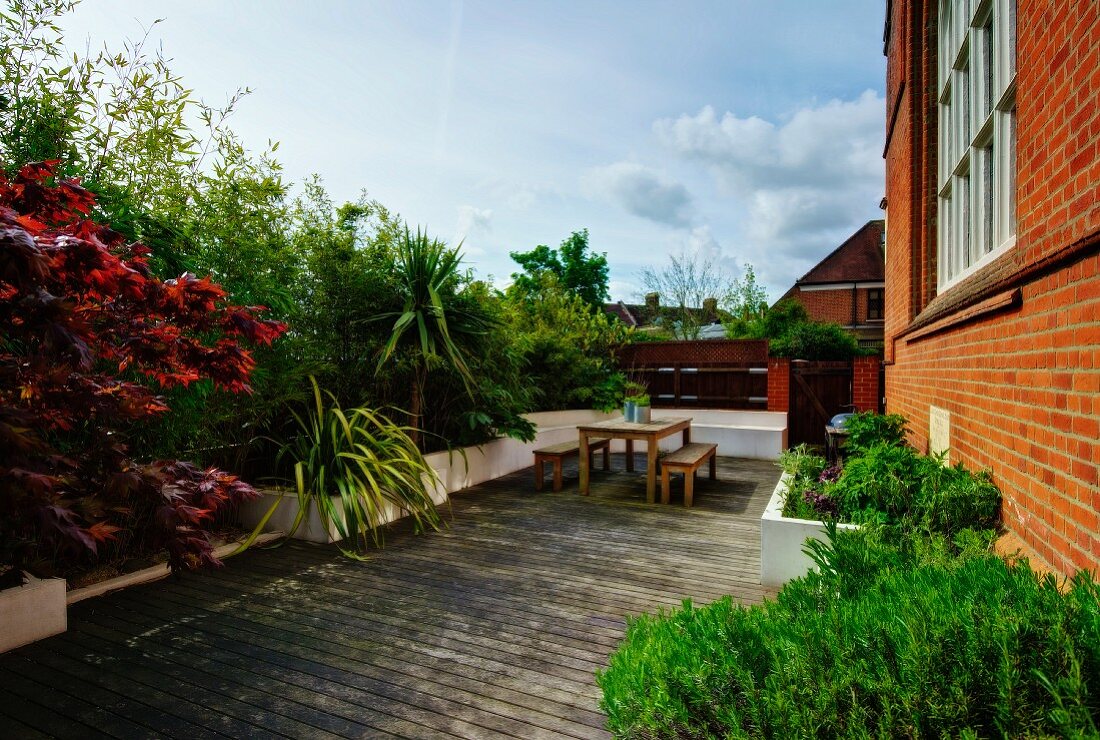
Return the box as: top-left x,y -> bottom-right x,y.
703,297 -> 718,322
645,292 -> 660,313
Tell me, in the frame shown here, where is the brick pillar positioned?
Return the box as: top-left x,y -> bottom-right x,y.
852,356 -> 881,412
767,357 -> 790,413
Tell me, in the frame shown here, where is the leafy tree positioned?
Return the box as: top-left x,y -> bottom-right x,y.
0,162 -> 285,577
510,228 -> 609,309
504,274 -> 630,411
727,263 -> 769,321
638,250 -> 732,339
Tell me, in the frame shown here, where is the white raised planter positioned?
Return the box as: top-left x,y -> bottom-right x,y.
243,408 -> 788,541
242,490 -> 380,544
0,574 -> 66,653
760,472 -> 860,587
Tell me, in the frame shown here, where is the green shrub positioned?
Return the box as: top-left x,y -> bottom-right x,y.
778,444 -> 833,519
830,441 -> 923,522
599,529 -> 1100,739
843,411 -> 909,454
768,320 -> 863,360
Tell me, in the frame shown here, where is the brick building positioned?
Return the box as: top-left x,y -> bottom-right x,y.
776,220 -> 886,349
883,1 -> 1099,575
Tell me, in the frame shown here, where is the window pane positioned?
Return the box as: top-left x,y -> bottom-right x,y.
983,145 -> 995,253
1008,108 -> 1017,237
983,20 -> 994,115
960,173 -> 971,270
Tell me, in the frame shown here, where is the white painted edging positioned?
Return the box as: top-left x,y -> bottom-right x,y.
242,408 -> 789,542
0,574 -> 66,653
66,531 -> 286,605
760,472 -> 860,587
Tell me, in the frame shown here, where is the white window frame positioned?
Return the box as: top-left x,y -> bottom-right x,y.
937,0 -> 1017,292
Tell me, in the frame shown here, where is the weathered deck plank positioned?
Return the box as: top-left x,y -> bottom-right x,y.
0,455 -> 778,739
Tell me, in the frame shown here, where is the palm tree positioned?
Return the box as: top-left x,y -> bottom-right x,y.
374,227 -> 482,448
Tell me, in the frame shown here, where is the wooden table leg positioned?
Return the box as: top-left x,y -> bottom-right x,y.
579,432 -> 590,495
625,440 -> 634,471
646,435 -> 658,504
683,426 -> 691,444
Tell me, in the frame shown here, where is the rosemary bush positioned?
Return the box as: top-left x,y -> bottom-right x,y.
599,527 -> 1100,738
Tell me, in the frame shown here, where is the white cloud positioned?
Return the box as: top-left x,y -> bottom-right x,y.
654,90 -> 884,257
581,162 -> 693,227
454,205 -> 492,255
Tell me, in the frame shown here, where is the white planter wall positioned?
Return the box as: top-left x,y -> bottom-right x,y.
243,408 -> 788,542
759,473 -> 859,586
0,574 -> 66,653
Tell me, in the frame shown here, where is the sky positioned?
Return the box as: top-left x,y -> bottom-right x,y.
59,1 -> 888,303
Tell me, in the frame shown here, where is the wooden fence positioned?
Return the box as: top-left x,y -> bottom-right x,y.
619,340 -> 770,410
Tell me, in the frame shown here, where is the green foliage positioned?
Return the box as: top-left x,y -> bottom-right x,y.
779,413 -> 1002,537
843,410 -> 908,454
504,274 -> 629,412
510,228 -> 609,309
599,527 -> 1100,739
264,378 -> 443,555
727,264 -> 769,321
778,444 -> 829,519
726,298 -> 866,360
768,318 -> 863,359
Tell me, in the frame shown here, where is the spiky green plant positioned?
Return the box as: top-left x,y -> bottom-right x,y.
252,377 -> 444,557
373,227 -> 486,447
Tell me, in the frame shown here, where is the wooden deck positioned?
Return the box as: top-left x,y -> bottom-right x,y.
0,454 -> 779,739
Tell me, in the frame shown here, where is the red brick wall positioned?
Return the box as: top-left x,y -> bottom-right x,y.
852,356 -> 881,412
884,0 -> 1100,576
790,287 -> 882,327
1016,2 -> 1100,267
767,358 -> 790,414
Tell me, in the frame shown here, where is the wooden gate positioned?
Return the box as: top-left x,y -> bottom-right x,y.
788,360 -> 853,448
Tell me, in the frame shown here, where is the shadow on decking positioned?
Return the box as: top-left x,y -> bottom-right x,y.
0,454 -> 780,740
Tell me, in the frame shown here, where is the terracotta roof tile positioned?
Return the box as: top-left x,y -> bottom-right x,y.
795,220 -> 885,285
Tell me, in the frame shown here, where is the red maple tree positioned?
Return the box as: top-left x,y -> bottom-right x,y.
0,161 -> 287,577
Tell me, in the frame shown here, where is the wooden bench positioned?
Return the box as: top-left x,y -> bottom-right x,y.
534,438 -> 610,492
660,442 -> 717,507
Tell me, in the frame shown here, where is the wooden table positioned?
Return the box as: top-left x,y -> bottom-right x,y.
577,417 -> 692,503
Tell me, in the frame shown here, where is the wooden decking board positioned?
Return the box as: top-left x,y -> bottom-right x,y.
43,625 -> 316,739
145,578 -> 611,734
226,555 -> 628,651
67,612 -> 416,740
102,587 -> 598,740
3,646 -> 232,740
172,571 -> 613,676
86,595 -> 517,740
171,569 -> 614,712
0,662 -> 158,738
0,455 -> 779,739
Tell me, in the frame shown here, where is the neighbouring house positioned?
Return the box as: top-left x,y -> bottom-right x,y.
604,293 -> 727,338
883,1 -> 1099,575
776,220 -> 887,349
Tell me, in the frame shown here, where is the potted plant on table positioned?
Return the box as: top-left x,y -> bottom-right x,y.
622,381 -> 647,422
632,393 -> 652,423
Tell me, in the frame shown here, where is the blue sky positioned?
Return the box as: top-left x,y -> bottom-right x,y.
60,1 -> 888,302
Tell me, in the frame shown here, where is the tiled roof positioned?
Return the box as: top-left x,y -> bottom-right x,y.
794,220 -> 885,285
